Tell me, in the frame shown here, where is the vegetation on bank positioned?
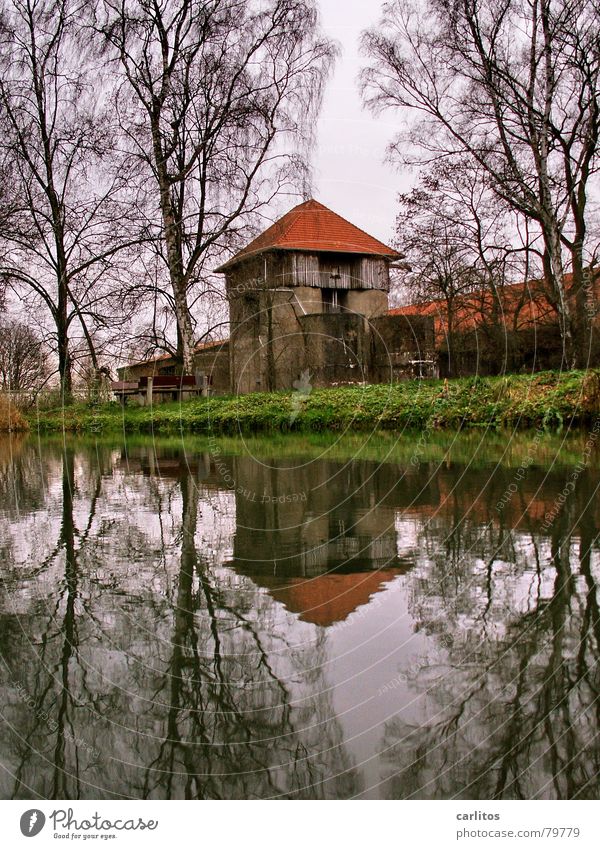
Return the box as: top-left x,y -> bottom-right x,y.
24,370 -> 600,436
0,395 -> 29,432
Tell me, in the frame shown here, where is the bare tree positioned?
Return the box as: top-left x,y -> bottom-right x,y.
362,0 -> 600,368
97,0 -> 335,372
0,0 -> 138,397
397,210 -> 479,376
0,320 -> 49,392
119,249 -> 229,362
396,161 -> 544,373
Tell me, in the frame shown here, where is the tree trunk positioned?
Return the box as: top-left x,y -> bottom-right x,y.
569,233 -> 592,370
54,445 -> 77,796
542,225 -> 576,369
57,273 -> 72,399
173,282 -> 195,374
266,293 -> 276,392
446,295 -> 455,378
151,118 -> 195,374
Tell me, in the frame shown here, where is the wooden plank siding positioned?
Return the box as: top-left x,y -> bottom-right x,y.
278,252 -> 389,291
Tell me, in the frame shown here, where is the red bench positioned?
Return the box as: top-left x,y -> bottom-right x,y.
138,375 -> 197,391
112,374 -> 209,404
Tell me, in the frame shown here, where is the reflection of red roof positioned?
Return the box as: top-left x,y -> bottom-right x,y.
389,271 -> 600,346
403,472 -> 600,533
263,569 -> 402,627
215,199 -> 401,271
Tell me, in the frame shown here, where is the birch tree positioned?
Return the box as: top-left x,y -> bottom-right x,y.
97,0 -> 335,372
0,0 -> 137,397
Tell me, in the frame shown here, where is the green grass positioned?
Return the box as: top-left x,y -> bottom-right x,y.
27,370 -> 600,436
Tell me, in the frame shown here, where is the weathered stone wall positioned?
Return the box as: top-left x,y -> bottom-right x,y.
227,255 -> 275,394
226,254 -> 329,393
344,289 -> 388,318
291,286 -> 323,314
370,314 -> 437,381
228,287 -> 307,394
437,324 -> 582,377
194,343 -> 230,394
299,313 -> 371,387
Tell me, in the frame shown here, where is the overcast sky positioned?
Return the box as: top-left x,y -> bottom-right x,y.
311,0 -> 412,246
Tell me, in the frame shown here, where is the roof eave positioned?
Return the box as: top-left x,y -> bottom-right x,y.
214,245 -> 403,274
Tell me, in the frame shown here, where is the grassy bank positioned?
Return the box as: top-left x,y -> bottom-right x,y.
26,370 -> 600,436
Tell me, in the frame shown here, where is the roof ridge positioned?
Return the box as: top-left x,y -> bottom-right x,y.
214,198 -> 399,272
320,204 -> 395,253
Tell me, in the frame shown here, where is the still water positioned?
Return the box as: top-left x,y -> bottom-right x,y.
0,432 -> 599,799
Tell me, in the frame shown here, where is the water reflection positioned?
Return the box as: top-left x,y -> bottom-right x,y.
227,454 -> 414,627
0,435 -> 598,799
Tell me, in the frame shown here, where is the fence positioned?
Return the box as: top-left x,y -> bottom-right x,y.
1,383 -> 114,410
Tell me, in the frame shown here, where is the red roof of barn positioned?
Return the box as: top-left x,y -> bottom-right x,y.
126,338 -> 227,369
389,270 -> 600,346
214,199 -> 401,272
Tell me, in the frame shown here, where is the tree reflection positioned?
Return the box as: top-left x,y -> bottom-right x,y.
2,436 -> 600,799
140,471 -> 359,799
381,468 -> 600,800
1,442 -> 106,799
0,441 -> 360,799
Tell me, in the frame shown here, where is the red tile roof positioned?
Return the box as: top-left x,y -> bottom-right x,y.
214,199 -> 401,271
127,339 -> 227,369
389,270 -> 600,345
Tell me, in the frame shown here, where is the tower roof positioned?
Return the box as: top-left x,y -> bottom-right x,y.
214,198 -> 400,272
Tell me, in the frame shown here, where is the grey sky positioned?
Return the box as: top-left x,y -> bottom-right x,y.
312,0 -> 411,246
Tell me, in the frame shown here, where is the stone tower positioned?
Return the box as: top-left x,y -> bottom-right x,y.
214,199 -> 403,394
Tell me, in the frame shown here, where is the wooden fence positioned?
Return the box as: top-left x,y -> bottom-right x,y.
1,383 -> 114,410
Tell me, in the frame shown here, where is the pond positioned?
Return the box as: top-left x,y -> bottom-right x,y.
0,431 -> 599,799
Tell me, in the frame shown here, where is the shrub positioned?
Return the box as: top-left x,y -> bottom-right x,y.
0,394 -> 29,431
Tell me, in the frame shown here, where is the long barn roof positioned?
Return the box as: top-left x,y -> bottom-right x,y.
214,198 -> 401,272
389,270 -> 600,344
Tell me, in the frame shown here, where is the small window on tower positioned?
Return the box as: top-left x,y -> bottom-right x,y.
322,288 -> 342,313
243,293 -> 260,317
